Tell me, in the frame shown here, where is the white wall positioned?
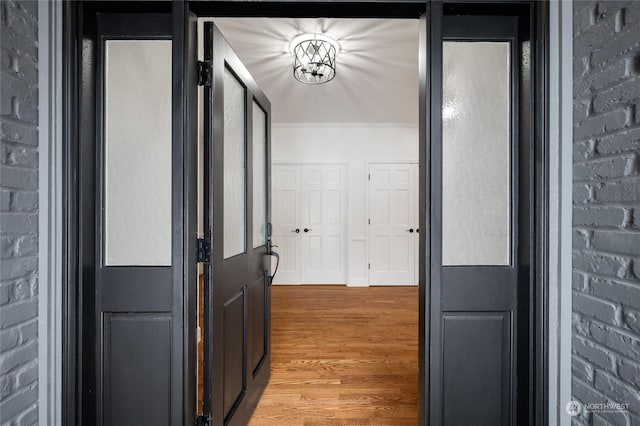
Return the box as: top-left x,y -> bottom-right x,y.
272,122 -> 418,286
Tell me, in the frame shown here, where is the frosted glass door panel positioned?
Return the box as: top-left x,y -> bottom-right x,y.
252,102 -> 267,248
442,42 -> 511,266
104,40 -> 172,266
224,68 -> 247,259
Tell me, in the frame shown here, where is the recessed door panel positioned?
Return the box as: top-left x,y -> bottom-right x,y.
252,102 -> 268,249
249,276 -> 266,373
327,190 -> 341,225
223,291 -> 246,418
104,314 -> 171,426
307,190 -> 323,225
280,190 -> 298,226
390,236 -> 411,271
372,190 -> 390,225
325,235 -> 342,272
372,236 -> 390,272
442,313 -> 510,426
390,189 -> 410,224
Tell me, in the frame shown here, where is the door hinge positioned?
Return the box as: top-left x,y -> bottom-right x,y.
368,218 -> 370,225
368,173 -> 371,180
197,238 -> 211,263
198,60 -> 212,87
196,414 -> 210,426
368,263 -> 370,270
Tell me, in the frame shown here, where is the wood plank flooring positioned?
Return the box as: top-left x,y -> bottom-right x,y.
249,285 -> 419,426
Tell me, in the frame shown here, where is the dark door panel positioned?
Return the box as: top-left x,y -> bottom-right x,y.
202,22 -> 272,426
442,312 -> 511,426
103,314 -> 172,426
442,267 -> 516,311
92,13 -> 189,426
430,13 -> 533,426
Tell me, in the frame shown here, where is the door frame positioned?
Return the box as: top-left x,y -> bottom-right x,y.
59,1 -> 556,425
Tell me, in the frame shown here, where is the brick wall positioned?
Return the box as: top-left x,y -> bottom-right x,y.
0,1 -> 39,425
573,1 -> 640,425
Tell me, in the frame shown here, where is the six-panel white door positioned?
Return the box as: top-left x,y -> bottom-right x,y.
300,165 -> 347,284
369,163 -> 419,286
271,164 -> 347,284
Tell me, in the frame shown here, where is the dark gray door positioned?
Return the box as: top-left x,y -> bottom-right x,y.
428,13 -> 533,426
91,13 -> 193,426
201,22 -> 272,426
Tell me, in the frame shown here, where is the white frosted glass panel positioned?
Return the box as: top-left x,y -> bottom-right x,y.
252,102 -> 267,248
224,68 -> 246,258
442,42 -> 511,266
104,40 -> 172,266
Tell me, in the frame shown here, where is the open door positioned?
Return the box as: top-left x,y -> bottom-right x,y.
201,22 -> 272,425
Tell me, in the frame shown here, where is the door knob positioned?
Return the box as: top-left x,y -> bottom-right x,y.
416,228 -> 419,233
304,228 -> 312,233
406,228 -> 414,233
292,228 -> 300,233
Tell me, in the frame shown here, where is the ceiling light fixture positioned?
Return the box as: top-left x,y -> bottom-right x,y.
291,33 -> 340,84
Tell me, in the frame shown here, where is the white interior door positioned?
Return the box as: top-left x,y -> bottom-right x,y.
369,163 -> 418,286
271,165 -> 301,284
300,165 -> 347,284
271,163 -> 347,285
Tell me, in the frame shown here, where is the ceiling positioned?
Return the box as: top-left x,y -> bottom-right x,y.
211,18 -> 419,125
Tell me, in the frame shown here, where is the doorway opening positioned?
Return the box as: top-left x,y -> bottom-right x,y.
195,16 -> 422,423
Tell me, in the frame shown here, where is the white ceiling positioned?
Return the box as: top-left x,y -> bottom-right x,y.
212,18 -> 419,125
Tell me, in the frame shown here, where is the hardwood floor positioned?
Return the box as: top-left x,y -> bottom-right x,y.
249,285 -> 419,426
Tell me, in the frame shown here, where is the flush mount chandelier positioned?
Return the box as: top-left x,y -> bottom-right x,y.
291,33 -> 340,85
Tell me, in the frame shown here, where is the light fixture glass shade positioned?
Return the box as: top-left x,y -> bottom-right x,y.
293,38 -> 337,84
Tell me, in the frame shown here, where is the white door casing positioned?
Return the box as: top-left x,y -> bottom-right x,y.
368,163 -> 418,286
271,163 -> 347,284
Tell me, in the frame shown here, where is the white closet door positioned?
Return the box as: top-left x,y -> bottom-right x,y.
271,165 -> 301,284
369,163 -> 418,286
300,165 -> 347,284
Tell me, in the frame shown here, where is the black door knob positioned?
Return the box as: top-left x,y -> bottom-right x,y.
292,228 -> 300,233
304,228 -> 312,233
416,228 -> 419,233
406,228 -> 414,233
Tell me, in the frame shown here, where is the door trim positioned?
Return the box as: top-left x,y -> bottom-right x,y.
547,1 -> 573,424
38,1 -> 64,423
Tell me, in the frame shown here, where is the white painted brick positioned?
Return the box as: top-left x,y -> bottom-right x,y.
0,1 -> 39,421
594,178 -> 640,203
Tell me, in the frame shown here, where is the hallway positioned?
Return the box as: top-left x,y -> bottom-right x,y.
249,286 -> 418,425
